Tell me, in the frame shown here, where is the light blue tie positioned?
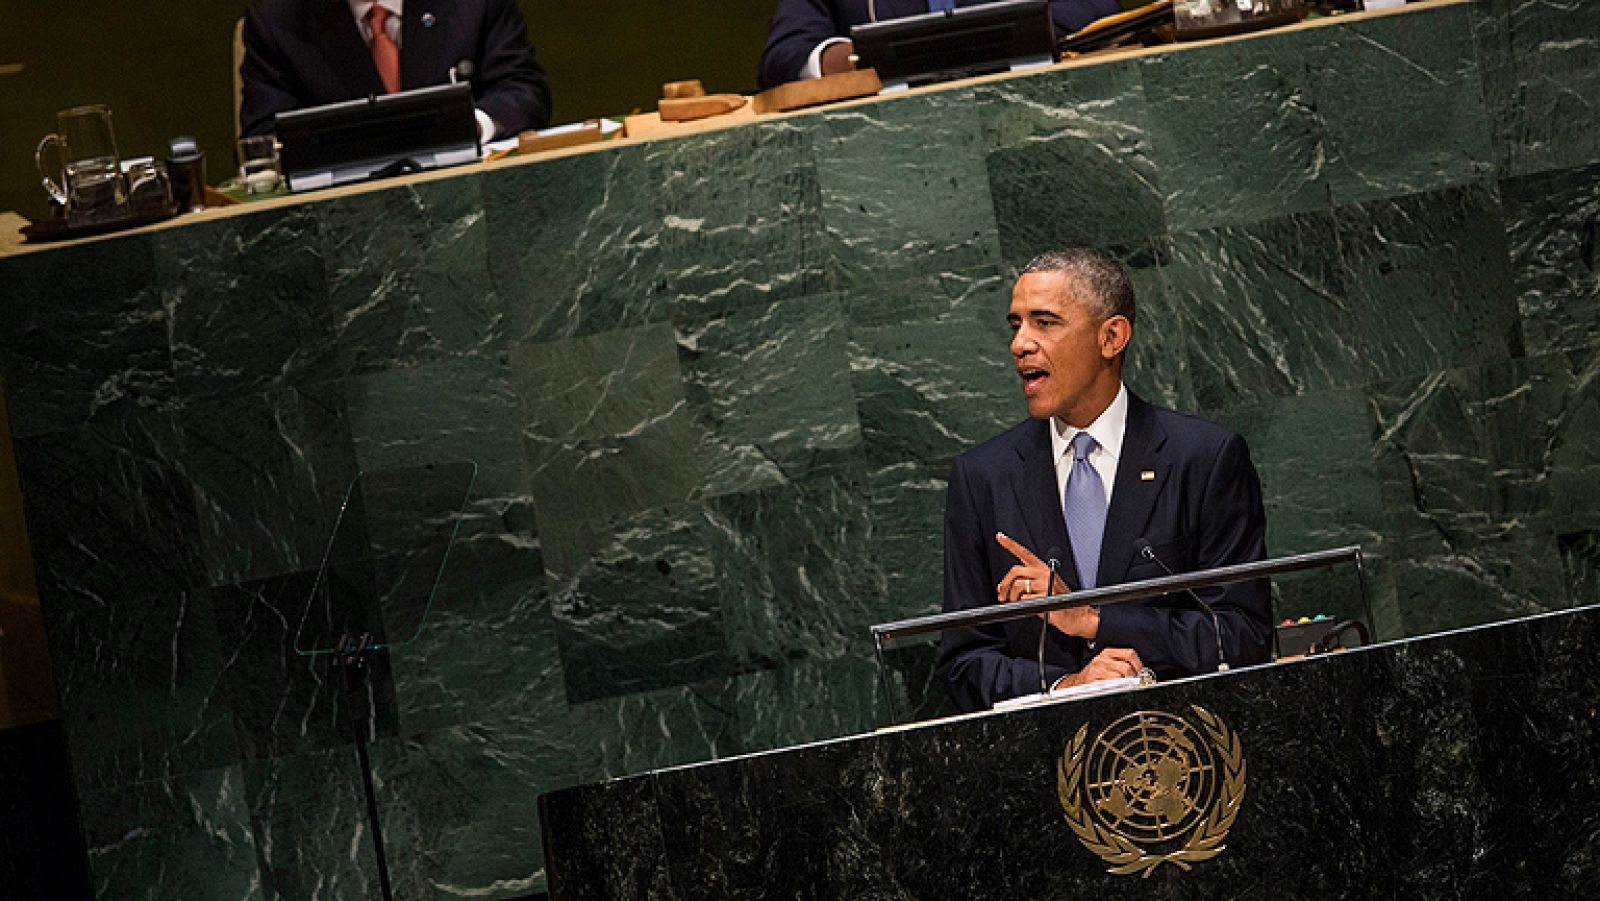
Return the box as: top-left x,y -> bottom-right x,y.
1064,431 -> 1107,589
928,0 -> 956,10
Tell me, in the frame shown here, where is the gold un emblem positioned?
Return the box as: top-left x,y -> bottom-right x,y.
1056,706 -> 1246,877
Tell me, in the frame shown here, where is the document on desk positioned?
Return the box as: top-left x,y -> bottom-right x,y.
992,675 -> 1145,712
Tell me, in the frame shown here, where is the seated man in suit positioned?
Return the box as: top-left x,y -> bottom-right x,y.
938,248 -> 1272,712
240,0 -> 552,142
759,0 -> 1121,89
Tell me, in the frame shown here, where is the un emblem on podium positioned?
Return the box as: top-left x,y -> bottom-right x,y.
1056,706 -> 1245,877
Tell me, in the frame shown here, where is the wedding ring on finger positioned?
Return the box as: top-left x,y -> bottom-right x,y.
1023,578 -> 1032,594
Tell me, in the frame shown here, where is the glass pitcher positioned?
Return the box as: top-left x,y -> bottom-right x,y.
35,104 -> 127,216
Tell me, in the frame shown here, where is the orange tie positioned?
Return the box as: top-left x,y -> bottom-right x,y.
367,5 -> 401,94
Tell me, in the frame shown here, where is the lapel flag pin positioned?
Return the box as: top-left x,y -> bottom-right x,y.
1140,470 -> 1155,481
422,12 -> 437,27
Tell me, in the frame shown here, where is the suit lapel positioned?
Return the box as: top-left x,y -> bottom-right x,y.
1008,419 -> 1079,588
1096,393 -> 1169,587
319,0 -> 385,96
400,0 -> 448,92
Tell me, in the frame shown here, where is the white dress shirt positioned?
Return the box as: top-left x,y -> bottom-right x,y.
1049,381 -> 1128,511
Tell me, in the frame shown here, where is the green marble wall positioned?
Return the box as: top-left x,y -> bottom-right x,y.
1,2 -> 1598,898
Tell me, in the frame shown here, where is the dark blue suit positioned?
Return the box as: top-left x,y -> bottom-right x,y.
759,0 -> 1122,88
240,0 -> 551,139
938,391 -> 1272,712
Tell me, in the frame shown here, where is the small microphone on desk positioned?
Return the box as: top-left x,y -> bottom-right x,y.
1133,538 -> 1230,672
450,60 -> 474,84
1039,547 -> 1062,694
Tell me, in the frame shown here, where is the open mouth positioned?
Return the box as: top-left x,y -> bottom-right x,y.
1019,368 -> 1048,396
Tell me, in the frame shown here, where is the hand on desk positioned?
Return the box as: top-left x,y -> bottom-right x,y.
821,40 -> 857,76
1053,647 -> 1143,691
994,531 -> 1098,640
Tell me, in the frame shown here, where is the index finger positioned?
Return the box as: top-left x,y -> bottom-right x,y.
994,531 -> 1043,566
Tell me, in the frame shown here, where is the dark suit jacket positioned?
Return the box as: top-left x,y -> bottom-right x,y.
759,0 -> 1121,88
938,391 -> 1273,712
240,0 -> 551,139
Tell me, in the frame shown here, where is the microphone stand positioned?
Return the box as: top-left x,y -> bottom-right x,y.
1137,543 -> 1229,672
333,632 -> 396,901
1038,556 -> 1061,694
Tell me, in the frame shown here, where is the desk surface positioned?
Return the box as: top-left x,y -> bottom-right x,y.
0,2 -> 1453,260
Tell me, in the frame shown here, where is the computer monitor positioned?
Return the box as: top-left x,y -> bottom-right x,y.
275,82 -> 480,194
850,0 -> 1057,87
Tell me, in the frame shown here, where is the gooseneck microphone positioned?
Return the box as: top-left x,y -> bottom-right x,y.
1133,538 -> 1230,672
1039,548 -> 1062,694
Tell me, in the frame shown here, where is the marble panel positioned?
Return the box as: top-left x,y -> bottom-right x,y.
387,505 -> 560,735
341,355 -> 524,500
811,85 -> 1002,287
541,775 -> 673,901
566,677 -> 741,779
244,744 -> 413,901
486,145 -> 669,343
708,468 -> 882,671
80,765 -> 262,901
0,232 -> 172,438
1141,27 -> 1330,231
512,322 -> 776,530
178,386 -> 358,587
1471,0 -> 1600,177
1315,6 -> 1495,206
1336,180 -> 1521,385
543,499 -> 733,702
1216,390 -> 1402,637
1557,530 -> 1600,608
209,570 -> 399,763
317,174 -> 501,376
15,413 -> 235,792
847,267 -> 1022,472
1502,160 -> 1600,357
726,654 -> 899,755
1163,211 -> 1360,412
1367,354 -> 1582,635
677,293 -> 862,485
642,736 -> 891,900
648,120 -> 833,316
372,724 -> 556,899
155,204 -> 328,400
985,58 -> 1163,267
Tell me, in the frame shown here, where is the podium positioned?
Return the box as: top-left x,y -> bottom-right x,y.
540,604 -> 1600,899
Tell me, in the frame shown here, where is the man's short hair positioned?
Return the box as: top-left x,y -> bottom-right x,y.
1021,248 -> 1136,328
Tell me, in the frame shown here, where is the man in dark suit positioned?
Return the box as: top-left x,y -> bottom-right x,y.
759,0 -> 1121,89
240,0 -> 552,141
938,249 -> 1272,712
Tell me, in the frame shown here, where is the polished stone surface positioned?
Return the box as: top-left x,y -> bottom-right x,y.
0,3 -> 1597,897
544,605 -> 1600,900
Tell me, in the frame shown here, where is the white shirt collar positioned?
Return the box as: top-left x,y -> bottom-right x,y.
349,0 -> 403,33
1049,382 -> 1129,466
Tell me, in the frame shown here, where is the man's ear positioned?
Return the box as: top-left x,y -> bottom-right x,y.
1100,315 -> 1132,360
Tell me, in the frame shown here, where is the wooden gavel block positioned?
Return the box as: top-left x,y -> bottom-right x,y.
659,79 -> 748,122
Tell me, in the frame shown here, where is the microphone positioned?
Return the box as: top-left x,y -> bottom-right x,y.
1038,547 -> 1062,694
450,60 -> 475,84
1133,538 -> 1229,672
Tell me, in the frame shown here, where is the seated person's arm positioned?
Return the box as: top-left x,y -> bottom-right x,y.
759,0 -> 853,89
471,0 -> 552,138
238,6 -> 303,138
